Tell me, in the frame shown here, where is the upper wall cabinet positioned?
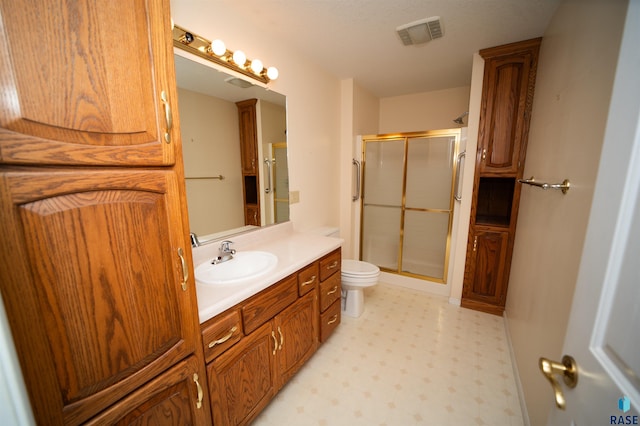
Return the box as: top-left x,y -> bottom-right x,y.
477,39 -> 541,175
0,0 -> 178,166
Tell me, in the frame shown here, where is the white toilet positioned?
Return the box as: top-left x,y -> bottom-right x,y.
340,259 -> 380,318
314,227 -> 380,318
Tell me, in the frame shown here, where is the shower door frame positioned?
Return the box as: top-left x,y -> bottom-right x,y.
359,129 -> 461,284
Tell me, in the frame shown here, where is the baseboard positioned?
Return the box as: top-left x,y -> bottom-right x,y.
503,311 -> 531,426
379,272 -> 450,297
448,297 -> 461,306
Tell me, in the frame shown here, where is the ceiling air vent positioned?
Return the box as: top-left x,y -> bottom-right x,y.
396,16 -> 443,46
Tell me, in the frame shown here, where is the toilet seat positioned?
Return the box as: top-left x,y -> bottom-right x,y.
341,259 -> 380,275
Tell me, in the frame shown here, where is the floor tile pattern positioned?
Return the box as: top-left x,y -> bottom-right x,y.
254,283 -> 524,426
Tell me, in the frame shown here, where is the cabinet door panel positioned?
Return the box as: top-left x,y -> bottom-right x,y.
208,322 -> 276,426
86,356 -> 210,425
463,230 -> 510,306
0,0 -> 177,166
275,291 -> 318,386
0,169 -> 198,425
478,43 -> 538,174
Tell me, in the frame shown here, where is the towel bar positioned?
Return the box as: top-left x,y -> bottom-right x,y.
518,177 -> 570,194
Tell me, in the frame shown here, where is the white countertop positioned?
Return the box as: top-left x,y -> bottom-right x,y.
193,223 -> 343,324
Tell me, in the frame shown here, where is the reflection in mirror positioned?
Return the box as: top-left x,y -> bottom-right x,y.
173,52 -> 289,242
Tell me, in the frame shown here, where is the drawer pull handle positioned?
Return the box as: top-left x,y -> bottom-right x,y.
301,275 -> 316,286
208,326 -> 238,348
326,260 -> 339,270
271,331 -> 277,355
193,373 -> 203,409
327,286 -> 338,295
277,326 -> 284,350
178,248 -> 188,291
327,315 -> 338,325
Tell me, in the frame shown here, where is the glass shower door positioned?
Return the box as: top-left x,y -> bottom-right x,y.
360,130 -> 459,283
361,138 -> 404,270
403,135 -> 456,281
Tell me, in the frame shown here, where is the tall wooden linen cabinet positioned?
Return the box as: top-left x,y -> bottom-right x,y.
0,1 -> 211,424
461,38 -> 541,316
236,99 -> 261,226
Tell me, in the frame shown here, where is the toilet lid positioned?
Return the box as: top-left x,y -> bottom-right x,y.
341,259 -> 380,276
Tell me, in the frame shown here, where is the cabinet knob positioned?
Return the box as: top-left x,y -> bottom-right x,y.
482,148 -> 487,161
473,236 -> 478,252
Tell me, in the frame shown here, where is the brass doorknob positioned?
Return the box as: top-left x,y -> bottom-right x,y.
539,355 -> 578,410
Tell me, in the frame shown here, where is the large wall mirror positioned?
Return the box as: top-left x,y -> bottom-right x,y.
173,51 -> 289,242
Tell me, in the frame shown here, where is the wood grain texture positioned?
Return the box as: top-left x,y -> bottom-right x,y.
0,0 -> 176,166
462,38 -> 541,316
242,275 -> 298,334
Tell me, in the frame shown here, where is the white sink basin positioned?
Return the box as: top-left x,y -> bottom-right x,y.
195,251 -> 278,285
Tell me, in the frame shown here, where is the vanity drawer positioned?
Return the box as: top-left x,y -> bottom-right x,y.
319,273 -> 341,313
319,249 -> 341,282
320,299 -> 341,342
202,310 -> 243,363
242,275 -> 298,334
298,262 -> 319,296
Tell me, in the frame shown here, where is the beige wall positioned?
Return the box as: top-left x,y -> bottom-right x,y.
339,79 -> 380,258
177,88 -> 244,236
171,1 -> 342,233
379,86 -> 471,133
504,1 -> 628,424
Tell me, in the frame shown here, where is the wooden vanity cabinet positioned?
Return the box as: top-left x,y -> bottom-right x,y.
0,1 -> 211,424
317,249 -> 342,342
461,38 -> 541,315
203,250 -> 344,426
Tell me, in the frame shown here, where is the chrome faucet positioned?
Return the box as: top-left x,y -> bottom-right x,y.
212,240 -> 236,264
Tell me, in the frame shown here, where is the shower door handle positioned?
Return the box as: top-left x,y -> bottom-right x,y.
454,151 -> 466,201
264,158 -> 272,194
352,159 -> 361,202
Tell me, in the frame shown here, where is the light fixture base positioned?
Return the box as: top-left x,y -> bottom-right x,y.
172,24 -> 273,84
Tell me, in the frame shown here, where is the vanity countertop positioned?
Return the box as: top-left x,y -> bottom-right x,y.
193,223 -> 343,324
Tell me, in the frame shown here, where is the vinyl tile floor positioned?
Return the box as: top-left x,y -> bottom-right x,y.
253,282 -> 525,426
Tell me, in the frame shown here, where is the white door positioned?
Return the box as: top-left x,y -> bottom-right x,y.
546,1 -> 640,424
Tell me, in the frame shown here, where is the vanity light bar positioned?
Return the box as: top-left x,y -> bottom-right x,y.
172,24 -> 277,85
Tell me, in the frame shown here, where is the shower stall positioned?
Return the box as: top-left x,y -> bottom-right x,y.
360,129 -> 461,283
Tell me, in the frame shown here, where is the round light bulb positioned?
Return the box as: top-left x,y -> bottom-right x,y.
266,66 -> 279,80
250,59 -> 264,75
211,39 -> 226,57
232,50 -> 246,66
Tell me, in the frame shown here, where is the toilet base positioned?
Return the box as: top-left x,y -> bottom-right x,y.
342,288 -> 365,318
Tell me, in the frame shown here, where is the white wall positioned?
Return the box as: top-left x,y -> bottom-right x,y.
170,1 -> 342,233
504,1 -> 628,424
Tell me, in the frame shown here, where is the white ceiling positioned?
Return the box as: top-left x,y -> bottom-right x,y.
212,0 -> 560,98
